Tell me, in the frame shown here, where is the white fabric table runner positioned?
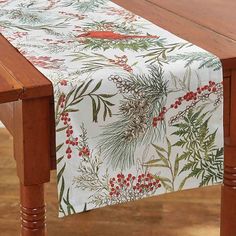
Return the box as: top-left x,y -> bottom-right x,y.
1,0 -> 223,217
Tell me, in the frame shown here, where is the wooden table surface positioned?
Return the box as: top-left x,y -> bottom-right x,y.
146,0 -> 236,41
0,35 -> 53,104
113,0 -> 236,59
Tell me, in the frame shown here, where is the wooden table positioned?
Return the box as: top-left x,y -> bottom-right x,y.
0,0 -> 236,235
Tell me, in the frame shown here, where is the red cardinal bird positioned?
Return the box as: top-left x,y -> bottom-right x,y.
77,31 -> 159,40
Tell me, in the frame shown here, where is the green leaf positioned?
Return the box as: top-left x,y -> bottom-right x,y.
144,159 -> 162,165
59,177 -> 65,203
173,140 -> 186,147
166,137 -> 172,157
103,106 -> 107,121
74,82 -> 85,99
99,93 -> 116,98
56,143 -> 64,152
152,143 -> 166,153
56,126 -> 67,132
65,87 -> 76,106
144,164 -> 169,168
96,97 -> 101,117
91,97 -> 98,122
157,176 -> 172,183
79,79 -> 93,97
57,163 -> 66,183
70,98 -> 84,106
108,107 -> 112,117
90,80 -> 102,93
104,100 -> 115,106
57,156 -> 64,164
174,154 -> 179,177
64,108 -> 79,113
155,149 -> 169,167
159,177 -> 173,191
178,176 -> 189,190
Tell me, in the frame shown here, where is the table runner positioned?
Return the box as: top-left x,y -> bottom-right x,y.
0,0 -> 223,217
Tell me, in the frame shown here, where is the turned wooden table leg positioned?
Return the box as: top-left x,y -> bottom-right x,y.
221,146 -> 236,236
221,70 -> 236,236
20,184 -> 46,236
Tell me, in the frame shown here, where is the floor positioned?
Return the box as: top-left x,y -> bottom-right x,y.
0,128 -> 220,236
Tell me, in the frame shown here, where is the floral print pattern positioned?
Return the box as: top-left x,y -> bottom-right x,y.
0,0 -> 223,217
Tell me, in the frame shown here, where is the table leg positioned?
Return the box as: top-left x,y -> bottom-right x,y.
20,184 -> 46,236
13,97 -> 52,236
221,70 -> 236,236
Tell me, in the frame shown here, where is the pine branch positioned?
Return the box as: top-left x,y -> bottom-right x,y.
168,52 -> 222,71
99,66 -> 168,170
61,0 -> 108,12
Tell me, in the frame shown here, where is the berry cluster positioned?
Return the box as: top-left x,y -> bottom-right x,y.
109,173 -> 161,201
58,93 -> 91,159
108,55 -> 133,72
60,112 -> 77,159
79,146 -> 90,157
152,81 -> 222,127
60,79 -> 68,86
152,107 -> 167,127
61,112 -> 71,125
59,94 -> 66,108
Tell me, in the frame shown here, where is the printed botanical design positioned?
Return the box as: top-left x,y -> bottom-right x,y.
1,0 -> 223,217
144,108 -> 223,191
168,51 -> 222,71
100,66 -> 167,169
62,0 -> 108,13
55,78 -> 116,125
105,6 -> 139,23
153,79 -> 223,127
69,52 -> 134,74
72,125 -> 162,209
172,108 -> 223,187
73,20 -> 163,51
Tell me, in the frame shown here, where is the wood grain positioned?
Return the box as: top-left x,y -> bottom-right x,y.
0,64 -> 22,104
0,128 -> 221,236
112,0 -> 236,59
13,98 -> 52,185
0,103 -> 14,135
0,34 -> 53,103
146,0 -> 236,42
